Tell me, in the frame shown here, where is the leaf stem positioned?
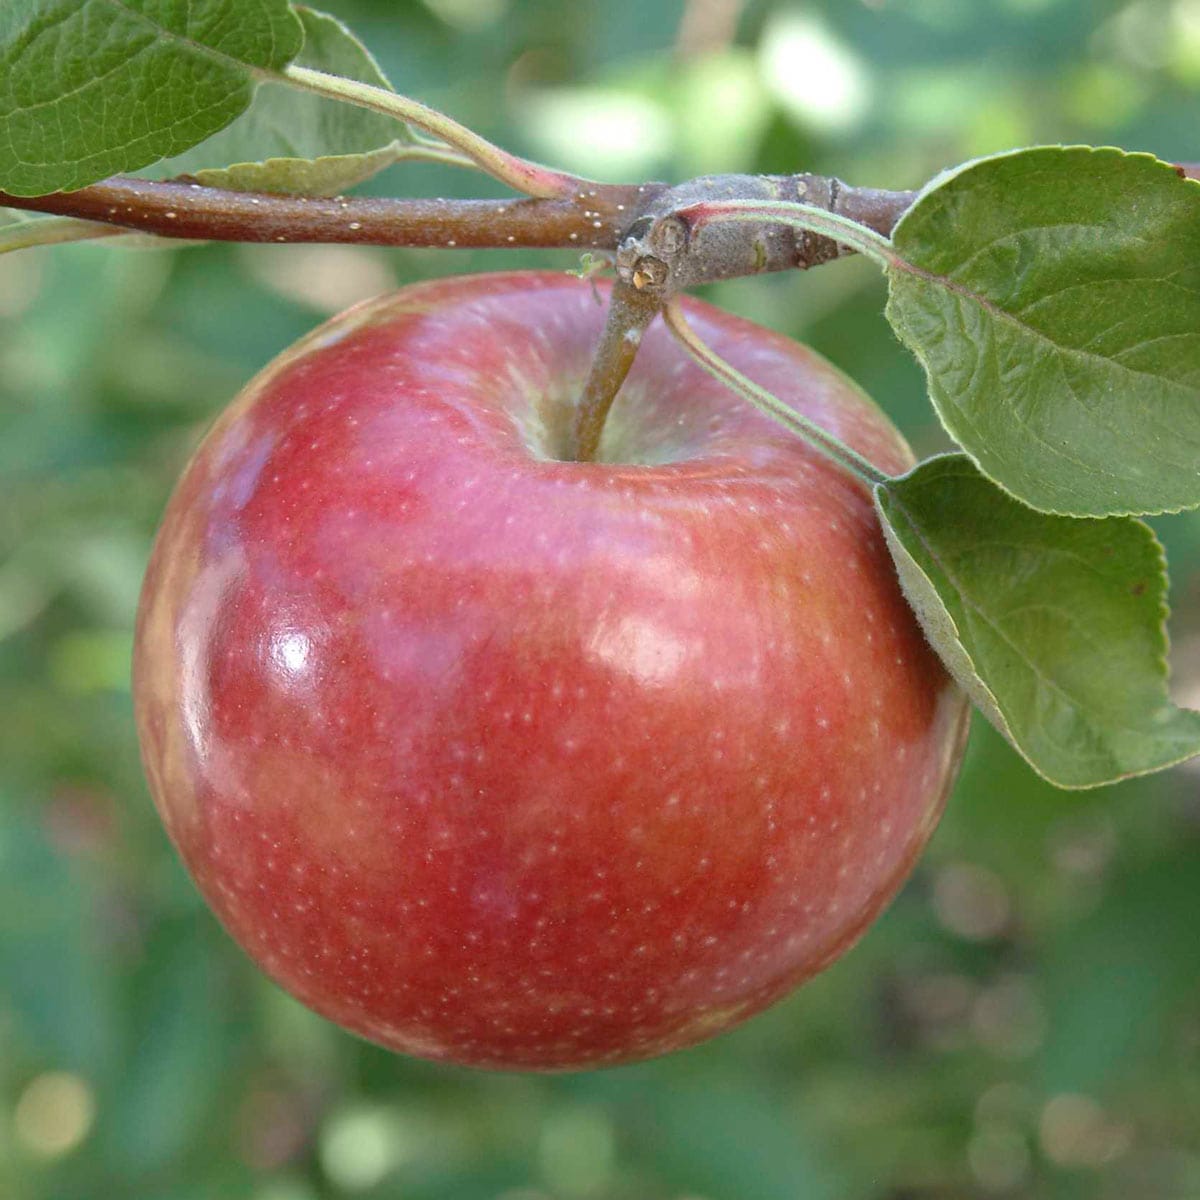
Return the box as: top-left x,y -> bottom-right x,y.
277,65 -> 595,199
677,198 -> 901,270
663,299 -> 892,488
0,214 -> 129,254
401,133 -> 480,171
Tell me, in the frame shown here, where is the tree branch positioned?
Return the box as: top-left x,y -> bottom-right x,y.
3,163 -> 1190,265
0,176 -> 659,250
0,175 -> 917,261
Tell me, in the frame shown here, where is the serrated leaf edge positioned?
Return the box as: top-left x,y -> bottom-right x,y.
875,455 -> 1200,788
886,145 -> 1200,520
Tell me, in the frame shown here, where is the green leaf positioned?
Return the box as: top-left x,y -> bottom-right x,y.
875,453 -> 1200,788
154,7 -> 416,196
0,0 -> 303,196
886,147 -> 1200,518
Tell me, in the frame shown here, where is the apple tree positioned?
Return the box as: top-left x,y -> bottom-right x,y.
1,0 -> 1199,1188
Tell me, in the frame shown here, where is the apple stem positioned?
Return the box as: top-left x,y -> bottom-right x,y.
571,282 -> 665,462
663,299 -> 893,489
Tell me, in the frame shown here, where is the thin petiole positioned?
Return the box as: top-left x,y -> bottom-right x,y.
663,299 -> 893,489
402,132 -> 480,170
0,215 -> 130,254
277,65 -> 595,200
676,198 -> 901,270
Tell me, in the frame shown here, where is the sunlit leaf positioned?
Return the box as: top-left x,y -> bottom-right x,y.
886,147 -> 1200,518
0,0 -> 303,195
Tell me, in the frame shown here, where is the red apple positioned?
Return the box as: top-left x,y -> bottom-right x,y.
133,271 -> 968,1070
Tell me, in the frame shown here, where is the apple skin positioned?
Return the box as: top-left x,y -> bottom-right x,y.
133,271 -> 968,1070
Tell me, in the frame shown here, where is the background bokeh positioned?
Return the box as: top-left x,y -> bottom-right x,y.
2,0 -> 1199,1197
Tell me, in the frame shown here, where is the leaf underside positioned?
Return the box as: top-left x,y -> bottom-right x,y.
876,454 -> 1200,788
153,6 -> 416,196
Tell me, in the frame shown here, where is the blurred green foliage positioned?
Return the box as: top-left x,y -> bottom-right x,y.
2,1 -> 1199,1197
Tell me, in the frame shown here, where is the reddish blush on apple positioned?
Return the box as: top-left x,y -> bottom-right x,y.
133,271 -> 968,1070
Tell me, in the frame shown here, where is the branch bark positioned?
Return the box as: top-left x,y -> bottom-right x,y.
0,173 -> 915,261
0,175 -> 659,250
3,163 -> 1192,267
